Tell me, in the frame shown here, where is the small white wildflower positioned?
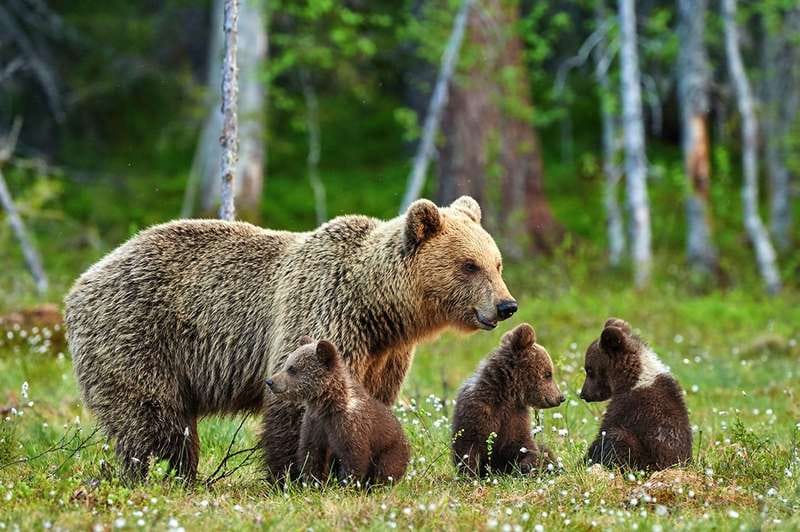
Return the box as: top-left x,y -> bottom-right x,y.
486,518 -> 498,529
534,525 -> 544,532
168,518 -> 179,529
520,447 -> 528,453
552,413 -> 563,419
655,505 -> 668,516
728,510 -> 739,519
114,518 -> 126,528
21,382 -> 29,399
691,385 -> 699,393
521,512 -> 530,522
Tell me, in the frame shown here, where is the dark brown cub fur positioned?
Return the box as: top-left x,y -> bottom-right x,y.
581,318 -> 692,471
267,337 -> 410,487
452,323 -> 565,477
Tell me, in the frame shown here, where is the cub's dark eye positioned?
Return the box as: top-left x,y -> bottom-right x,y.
287,366 -> 297,376
544,371 -> 553,380
463,261 -> 481,273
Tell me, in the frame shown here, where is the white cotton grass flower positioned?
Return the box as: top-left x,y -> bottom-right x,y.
21,382 -> 29,400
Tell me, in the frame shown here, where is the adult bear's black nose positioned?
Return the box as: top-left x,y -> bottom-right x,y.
496,300 -> 518,320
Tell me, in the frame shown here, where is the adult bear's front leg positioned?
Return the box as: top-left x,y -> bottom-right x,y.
260,393 -> 304,483
364,348 -> 414,405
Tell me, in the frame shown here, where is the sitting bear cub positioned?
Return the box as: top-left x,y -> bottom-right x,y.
580,318 -> 692,470
452,323 -> 565,477
266,337 -> 409,486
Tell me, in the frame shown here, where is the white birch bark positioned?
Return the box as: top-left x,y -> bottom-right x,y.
301,70 -> 327,225
400,0 -> 474,213
0,121 -> 48,294
218,0 -> 239,221
184,0 -> 265,220
618,0 -> 652,287
677,0 -> 717,274
594,2 -> 625,266
722,0 -> 781,293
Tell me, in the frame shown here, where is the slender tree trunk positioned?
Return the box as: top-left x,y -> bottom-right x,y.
594,2 -> 625,266
218,0 -> 239,222
677,0 -> 718,275
184,0 -> 265,222
722,0 -> 781,293
618,0 -> 652,287
400,0 -> 474,212
0,120 -> 47,294
300,70 -> 327,225
762,10 -> 799,251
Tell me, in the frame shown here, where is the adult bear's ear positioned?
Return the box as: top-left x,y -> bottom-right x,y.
450,195 -> 481,224
405,199 -> 442,249
316,340 -> 339,369
502,323 -> 536,352
298,335 -> 315,346
603,317 -> 631,334
600,326 -> 630,356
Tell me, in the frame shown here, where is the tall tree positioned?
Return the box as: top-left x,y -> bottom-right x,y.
722,0 -> 781,293
677,0 -> 718,275
761,7 -> 800,251
438,0 -> 561,253
184,0 -> 266,222
618,0 -> 652,287
594,2 -> 625,267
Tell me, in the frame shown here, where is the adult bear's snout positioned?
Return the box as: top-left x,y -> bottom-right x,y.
496,300 -> 518,320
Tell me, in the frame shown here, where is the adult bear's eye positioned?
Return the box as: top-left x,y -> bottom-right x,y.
463,260 -> 481,273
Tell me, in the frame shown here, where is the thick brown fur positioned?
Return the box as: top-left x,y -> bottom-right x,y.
64,196 -> 515,481
580,318 -> 692,471
452,323 -> 565,477
267,337 -> 409,487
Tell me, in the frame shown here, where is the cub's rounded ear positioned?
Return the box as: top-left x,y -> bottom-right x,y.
316,340 -> 339,369
600,326 -> 629,355
450,195 -> 481,224
405,199 -> 442,249
502,323 -> 536,351
603,317 -> 631,334
298,335 -> 315,346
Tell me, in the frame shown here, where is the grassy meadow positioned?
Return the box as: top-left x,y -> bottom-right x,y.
1,254 -> 799,531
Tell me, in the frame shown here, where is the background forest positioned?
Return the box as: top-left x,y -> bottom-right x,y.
1,0 -> 799,530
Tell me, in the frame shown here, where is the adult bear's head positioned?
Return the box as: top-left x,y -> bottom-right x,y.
403,196 -> 516,331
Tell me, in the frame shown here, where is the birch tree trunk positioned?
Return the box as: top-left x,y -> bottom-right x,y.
400,0 -> 474,212
618,0 -> 652,287
594,2 -> 625,267
184,0 -> 266,222
218,0 -> 239,222
722,0 -> 781,293
762,9 -> 800,251
0,121 -> 48,294
300,70 -> 327,225
677,0 -> 718,275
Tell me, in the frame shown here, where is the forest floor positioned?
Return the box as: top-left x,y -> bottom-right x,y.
1,261 -> 799,531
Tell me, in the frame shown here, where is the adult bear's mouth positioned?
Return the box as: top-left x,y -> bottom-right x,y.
474,309 -> 498,330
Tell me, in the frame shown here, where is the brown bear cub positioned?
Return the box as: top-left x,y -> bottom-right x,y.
266,337 -> 409,487
452,323 -> 565,477
580,318 -> 692,471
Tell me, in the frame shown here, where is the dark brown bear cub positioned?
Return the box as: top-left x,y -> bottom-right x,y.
452,323 -> 565,477
266,337 -> 409,486
580,318 -> 692,471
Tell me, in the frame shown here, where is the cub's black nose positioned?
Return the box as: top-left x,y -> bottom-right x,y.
558,394 -> 566,404
496,300 -> 518,320
266,378 -> 274,388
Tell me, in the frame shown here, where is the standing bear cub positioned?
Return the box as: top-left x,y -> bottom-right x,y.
452,323 -> 565,477
580,318 -> 692,471
267,337 -> 410,487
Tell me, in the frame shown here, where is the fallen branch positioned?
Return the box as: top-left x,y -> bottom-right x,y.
204,414 -> 258,487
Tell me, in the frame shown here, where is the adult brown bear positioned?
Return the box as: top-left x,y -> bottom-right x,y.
64,196 -> 517,481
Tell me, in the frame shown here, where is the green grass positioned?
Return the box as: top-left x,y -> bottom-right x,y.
1,260 -> 799,531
